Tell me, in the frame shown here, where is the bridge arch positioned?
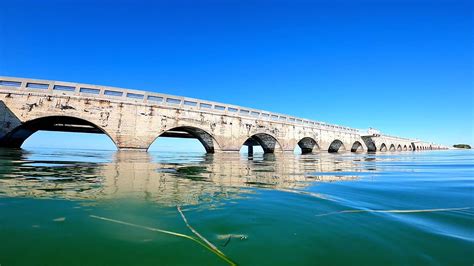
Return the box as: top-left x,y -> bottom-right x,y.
379,143 -> 387,152
242,132 -> 283,154
150,126 -> 221,153
297,137 -> 319,154
403,145 -> 407,151
351,141 -> 364,153
396,144 -> 402,151
360,136 -> 376,152
0,115 -> 118,149
389,144 -> 396,151
328,139 -> 346,153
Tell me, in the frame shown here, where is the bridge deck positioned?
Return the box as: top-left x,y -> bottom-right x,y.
0,76 -> 360,134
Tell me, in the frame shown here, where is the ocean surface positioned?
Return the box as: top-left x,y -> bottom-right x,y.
0,148 -> 472,266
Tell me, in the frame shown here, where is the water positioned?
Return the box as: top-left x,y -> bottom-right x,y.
0,148 -> 473,265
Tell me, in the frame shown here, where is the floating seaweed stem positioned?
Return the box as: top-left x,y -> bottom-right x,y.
278,188 -> 335,201
222,236 -> 231,247
177,205 -> 221,251
216,234 -> 248,240
315,207 -> 471,217
217,234 -> 248,247
90,214 -> 237,266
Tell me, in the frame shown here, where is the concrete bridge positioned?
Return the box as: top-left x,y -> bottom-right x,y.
0,76 -> 446,153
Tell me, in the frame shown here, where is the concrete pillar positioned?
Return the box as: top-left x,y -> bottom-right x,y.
248,145 -> 253,156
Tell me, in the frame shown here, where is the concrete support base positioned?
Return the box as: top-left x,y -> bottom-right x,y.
118,147 -> 148,152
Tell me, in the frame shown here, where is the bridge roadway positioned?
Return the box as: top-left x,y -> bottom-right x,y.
0,76 -> 446,153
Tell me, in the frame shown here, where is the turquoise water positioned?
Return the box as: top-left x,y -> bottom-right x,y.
0,148 -> 473,265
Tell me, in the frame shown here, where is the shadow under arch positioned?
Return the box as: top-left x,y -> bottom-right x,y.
328,139 -> 346,153
242,133 -> 282,154
150,126 -> 221,153
350,141 -> 364,153
297,137 -> 319,154
403,145 -> 407,151
361,136 -> 377,152
389,144 -> 396,152
0,115 -> 117,149
379,143 -> 387,152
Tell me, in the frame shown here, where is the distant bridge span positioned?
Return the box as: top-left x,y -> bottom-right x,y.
0,77 -> 446,153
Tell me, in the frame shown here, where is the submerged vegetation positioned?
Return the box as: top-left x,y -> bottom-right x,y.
91,210 -> 237,266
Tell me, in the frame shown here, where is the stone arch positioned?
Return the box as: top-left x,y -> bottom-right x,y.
379,143 -> 387,152
328,139 -> 346,153
361,136 -> 377,152
361,136 -> 376,152
397,144 -> 402,151
242,132 -> 282,154
403,145 -> 407,151
389,144 -> 396,151
351,141 -> 364,153
429,145 -> 432,150
150,126 -> 221,153
0,115 -> 118,149
297,137 -> 319,154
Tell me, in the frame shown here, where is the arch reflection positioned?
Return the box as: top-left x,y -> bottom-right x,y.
0,149 -> 374,206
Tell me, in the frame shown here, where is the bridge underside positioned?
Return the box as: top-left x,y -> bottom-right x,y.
243,133 -> 280,154
0,117 -> 103,148
0,119 -> 443,153
0,117 -> 201,149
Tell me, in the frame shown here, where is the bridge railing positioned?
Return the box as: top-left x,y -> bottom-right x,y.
0,76 -> 362,134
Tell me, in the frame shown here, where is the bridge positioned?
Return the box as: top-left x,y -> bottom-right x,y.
0,76 -> 446,153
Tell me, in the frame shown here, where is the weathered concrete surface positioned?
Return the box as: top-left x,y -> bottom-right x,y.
0,76 -> 446,152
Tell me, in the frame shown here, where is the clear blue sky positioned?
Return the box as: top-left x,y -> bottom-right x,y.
1,0 -> 472,150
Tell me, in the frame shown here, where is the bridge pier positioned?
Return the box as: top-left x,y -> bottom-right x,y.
118,147 -> 148,152
248,145 -> 254,156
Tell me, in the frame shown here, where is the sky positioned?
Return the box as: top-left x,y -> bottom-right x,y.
0,0 -> 472,151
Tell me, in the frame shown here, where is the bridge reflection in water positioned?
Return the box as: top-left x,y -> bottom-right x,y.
0,148 -> 379,206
